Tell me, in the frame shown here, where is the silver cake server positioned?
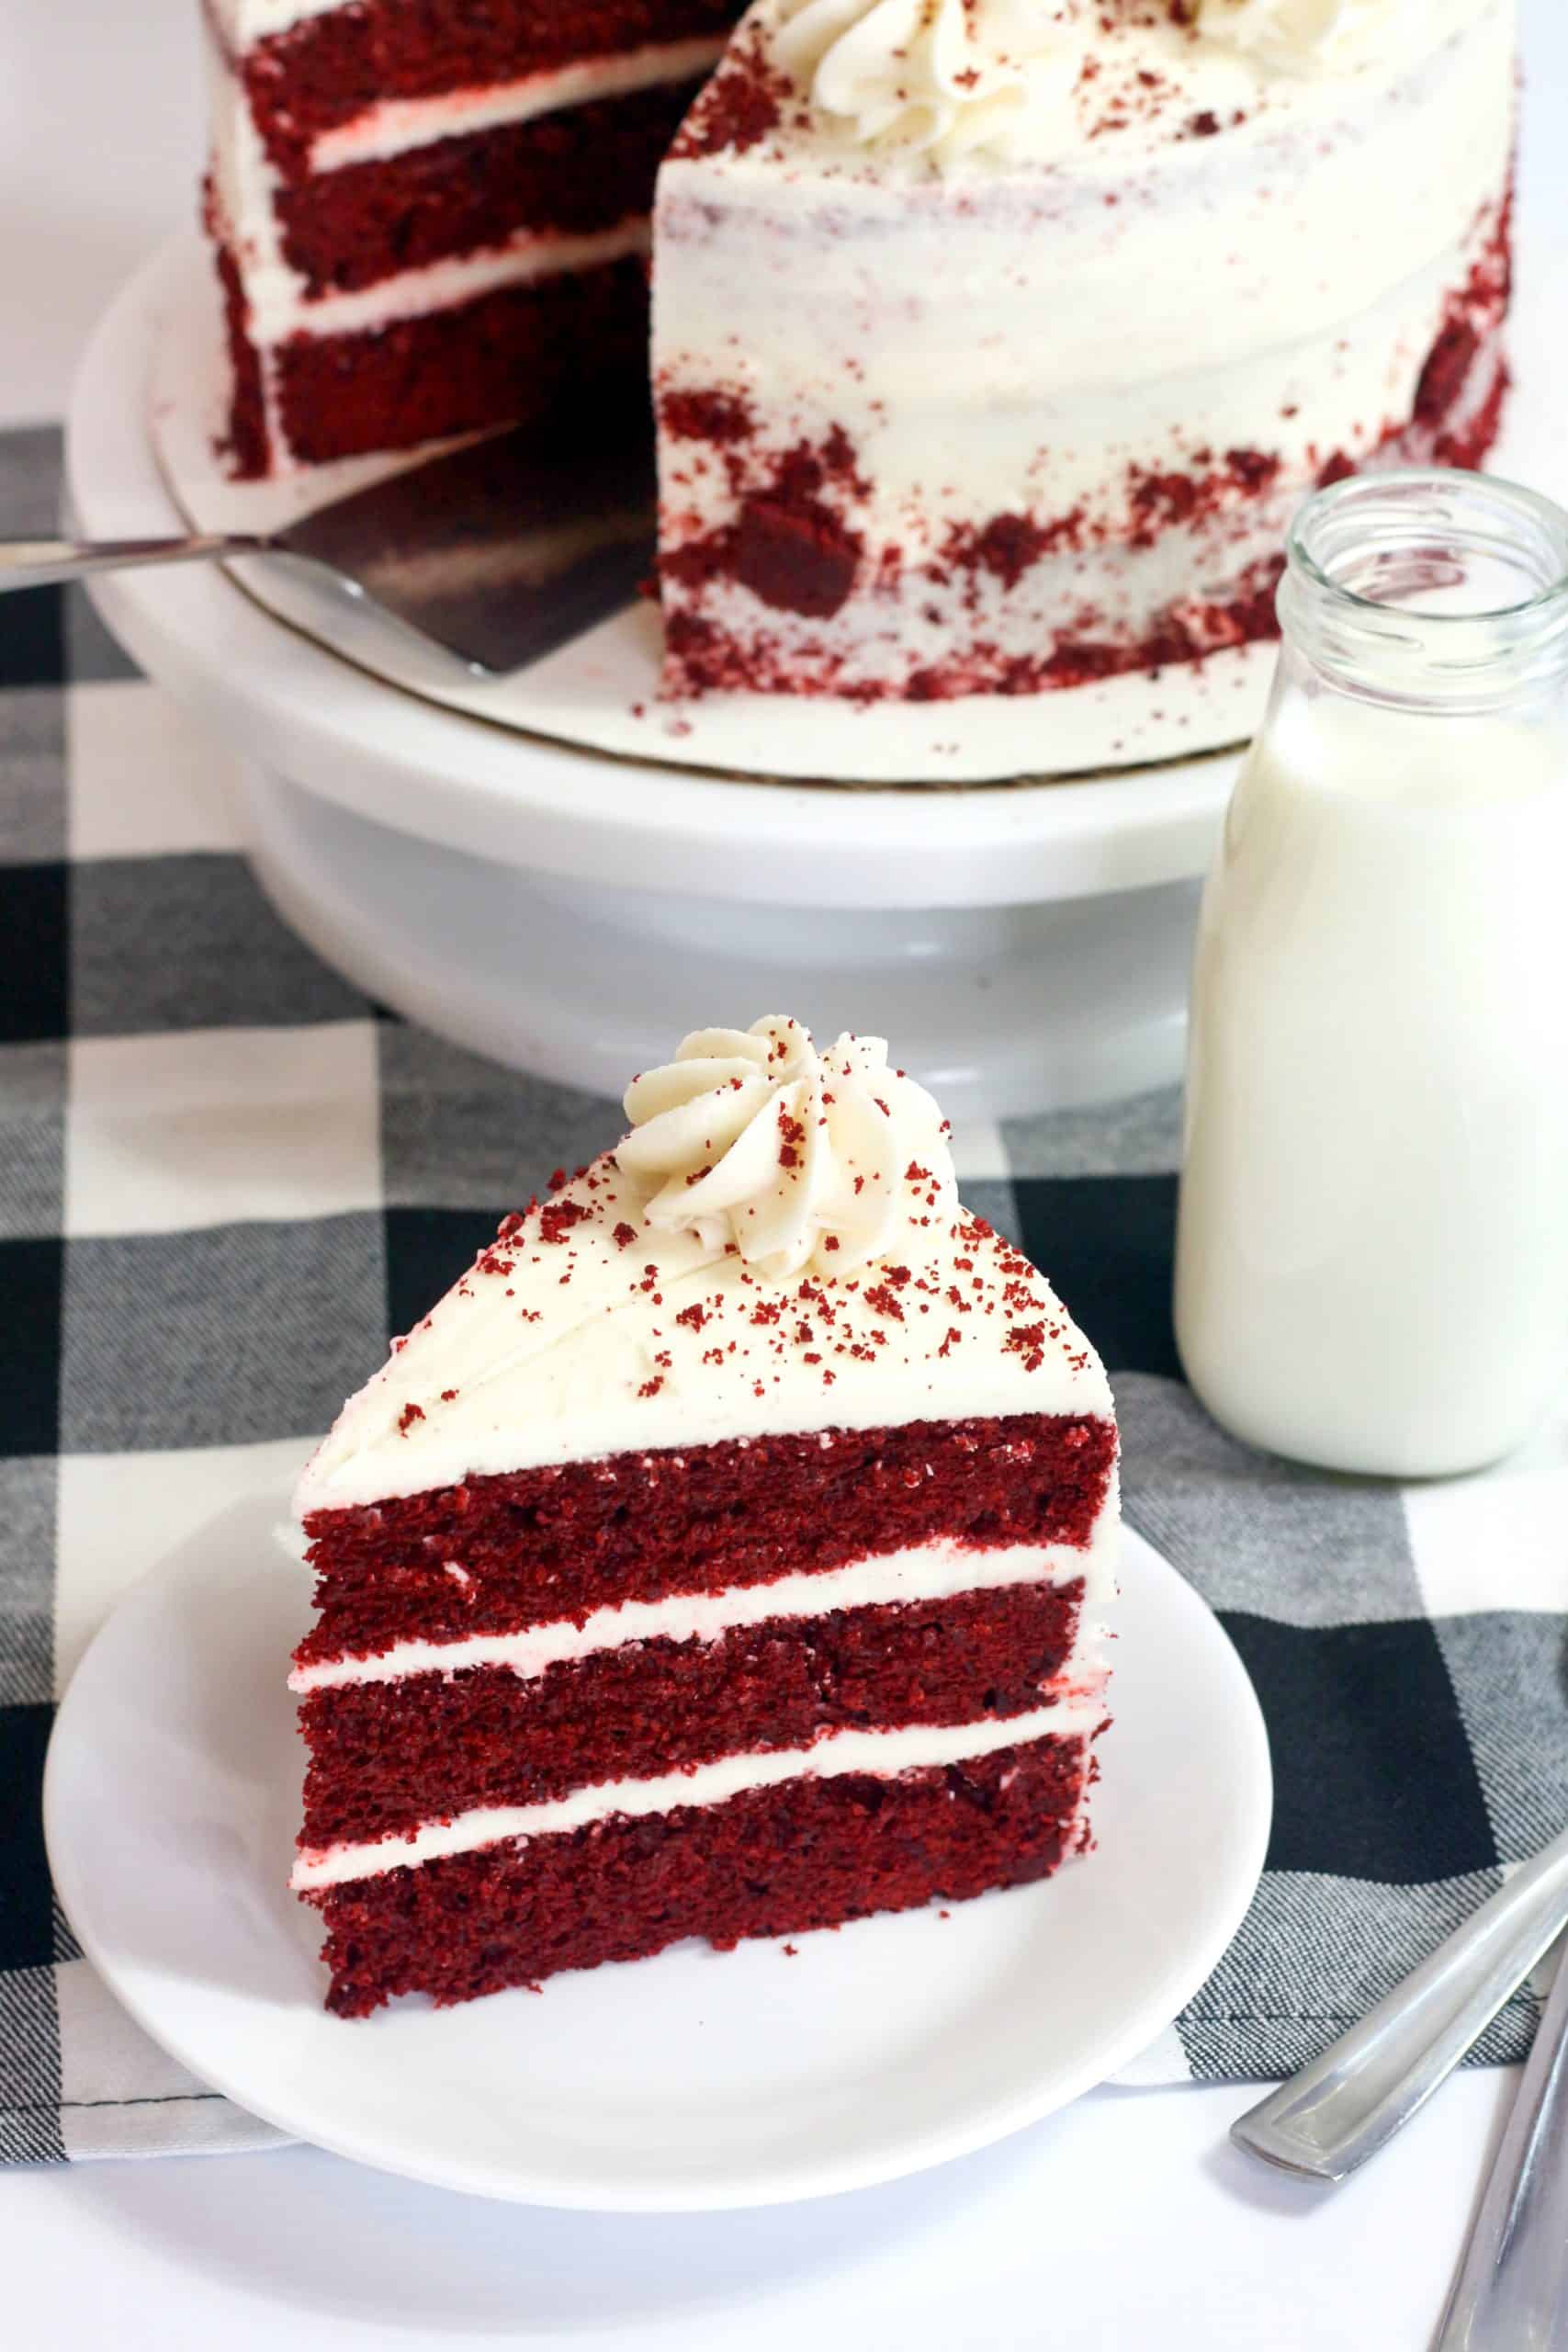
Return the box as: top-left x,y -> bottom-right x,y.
1233,1824 -> 1568,2184
0,419 -> 658,674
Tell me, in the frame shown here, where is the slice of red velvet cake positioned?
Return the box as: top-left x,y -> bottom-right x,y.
205,0 -> 745,474
291,1018 -> 1119,2017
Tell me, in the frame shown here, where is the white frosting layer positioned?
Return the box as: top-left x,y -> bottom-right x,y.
265,221 -> 651,345
1196,0 -> 1438,75
310,40 -> 728,173
292,1527 -> 1114,1692
292,1697 -> 1105,1889
621,1018 -> 957,1280
654,0 -> 1513,697
775,0 -> 1085,171
297,1159 -> 1110,1513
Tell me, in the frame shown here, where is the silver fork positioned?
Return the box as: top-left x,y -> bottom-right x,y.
1233,1824 -> 1568,2183
1434,1926 -> 1568,2348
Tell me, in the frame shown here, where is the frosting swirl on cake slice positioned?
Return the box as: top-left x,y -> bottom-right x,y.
295,1012 -> 1109,1510
774,0 -> 1085,169
619,1015 -> 956,1276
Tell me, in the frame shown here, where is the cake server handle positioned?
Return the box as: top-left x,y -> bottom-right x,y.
0,533 -> 264,590
1232,1824 -> 1568,2184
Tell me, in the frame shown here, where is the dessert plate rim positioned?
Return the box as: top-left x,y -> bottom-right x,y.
43,1504 -> 1271,2212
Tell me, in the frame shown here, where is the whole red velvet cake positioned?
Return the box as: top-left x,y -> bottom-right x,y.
291,1018 -> 1120,2016
204,3 -> 1516,713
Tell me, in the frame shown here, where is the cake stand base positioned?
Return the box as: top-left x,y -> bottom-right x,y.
236,765 -> 1199,1121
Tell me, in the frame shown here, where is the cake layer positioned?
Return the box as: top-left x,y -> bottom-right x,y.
232,0 -> 744,176
268,251 -> 652,467
291,1530 -> 1110,1691
653,0 -> 1515,701
305,1730 -> 1091,2012
295,1699 -> 1101,1888
274,80 -> 705,296
299,1576 -> 1090,1848
297,1414 -> 1120,1670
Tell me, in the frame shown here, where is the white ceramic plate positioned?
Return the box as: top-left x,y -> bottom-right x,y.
44,1518 -> 1270,2212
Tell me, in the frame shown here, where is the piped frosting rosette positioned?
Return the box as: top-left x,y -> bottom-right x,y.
618,1016 -> 958,1280
773,0 -> 1087,169
1193,0 -> 1423,74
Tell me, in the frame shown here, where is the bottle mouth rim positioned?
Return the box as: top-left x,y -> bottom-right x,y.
1288,469 -> 1568,631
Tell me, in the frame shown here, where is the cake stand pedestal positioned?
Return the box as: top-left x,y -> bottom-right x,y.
67,241 -> 1241,1118
235,764 -> 1202,1114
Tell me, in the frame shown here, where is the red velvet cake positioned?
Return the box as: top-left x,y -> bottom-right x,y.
291,1019 -> 1120,2016
205,0 -> 744,475
205,3 -> 1516,717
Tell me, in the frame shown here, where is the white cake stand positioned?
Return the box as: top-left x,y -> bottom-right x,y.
65,199 -> 1567,1111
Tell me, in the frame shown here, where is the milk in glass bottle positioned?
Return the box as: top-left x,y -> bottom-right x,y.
1175,471 -> 1568,1478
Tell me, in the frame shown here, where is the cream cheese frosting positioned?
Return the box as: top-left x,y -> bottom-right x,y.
1193,0 -> 1438,75
775,0 -> 1086,170
761,0 -> 1484,176
295,1016 -> 1111,1514
619,1016 -> 957,1278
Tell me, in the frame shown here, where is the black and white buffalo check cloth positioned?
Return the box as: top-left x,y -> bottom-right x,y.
4,420 -> 1564,2164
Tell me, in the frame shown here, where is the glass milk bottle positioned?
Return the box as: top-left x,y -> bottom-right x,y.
1175,471 -> 1568,1478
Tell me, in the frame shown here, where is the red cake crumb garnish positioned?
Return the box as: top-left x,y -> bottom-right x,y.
660,387 -> 757,445
397,1404 -> 424,1435
670,25 -> 788,158
733,496 -> 863,618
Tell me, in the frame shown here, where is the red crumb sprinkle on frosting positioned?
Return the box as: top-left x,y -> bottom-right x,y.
354,1155 -> 1101,1481
669,26 -> 788,159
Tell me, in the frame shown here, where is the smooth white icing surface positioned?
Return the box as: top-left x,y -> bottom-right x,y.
291,1696 -> 1106,1889
620,1018 -> 957,1279
291,1525 -> 1116,1690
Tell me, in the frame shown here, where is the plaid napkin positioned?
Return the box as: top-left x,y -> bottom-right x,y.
4,422 -> 1562,2164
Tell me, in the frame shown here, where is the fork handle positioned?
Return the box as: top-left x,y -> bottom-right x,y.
0,533 -> 262,591
1232,1824 -> 1568,2182
1436,1931 -> 1568,2349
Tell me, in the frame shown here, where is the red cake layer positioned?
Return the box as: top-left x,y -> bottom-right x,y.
275,80 -> 705,297
270,252 -> 651,468
243,0 -> 743,177
209,212 -> 270,478
298,1414 -> 1118,1668
307,1733 -> 1091,2015
299,1577 -> 1088,1848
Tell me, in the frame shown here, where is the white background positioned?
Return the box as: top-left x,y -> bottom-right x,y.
0,3 -> 1558,2345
